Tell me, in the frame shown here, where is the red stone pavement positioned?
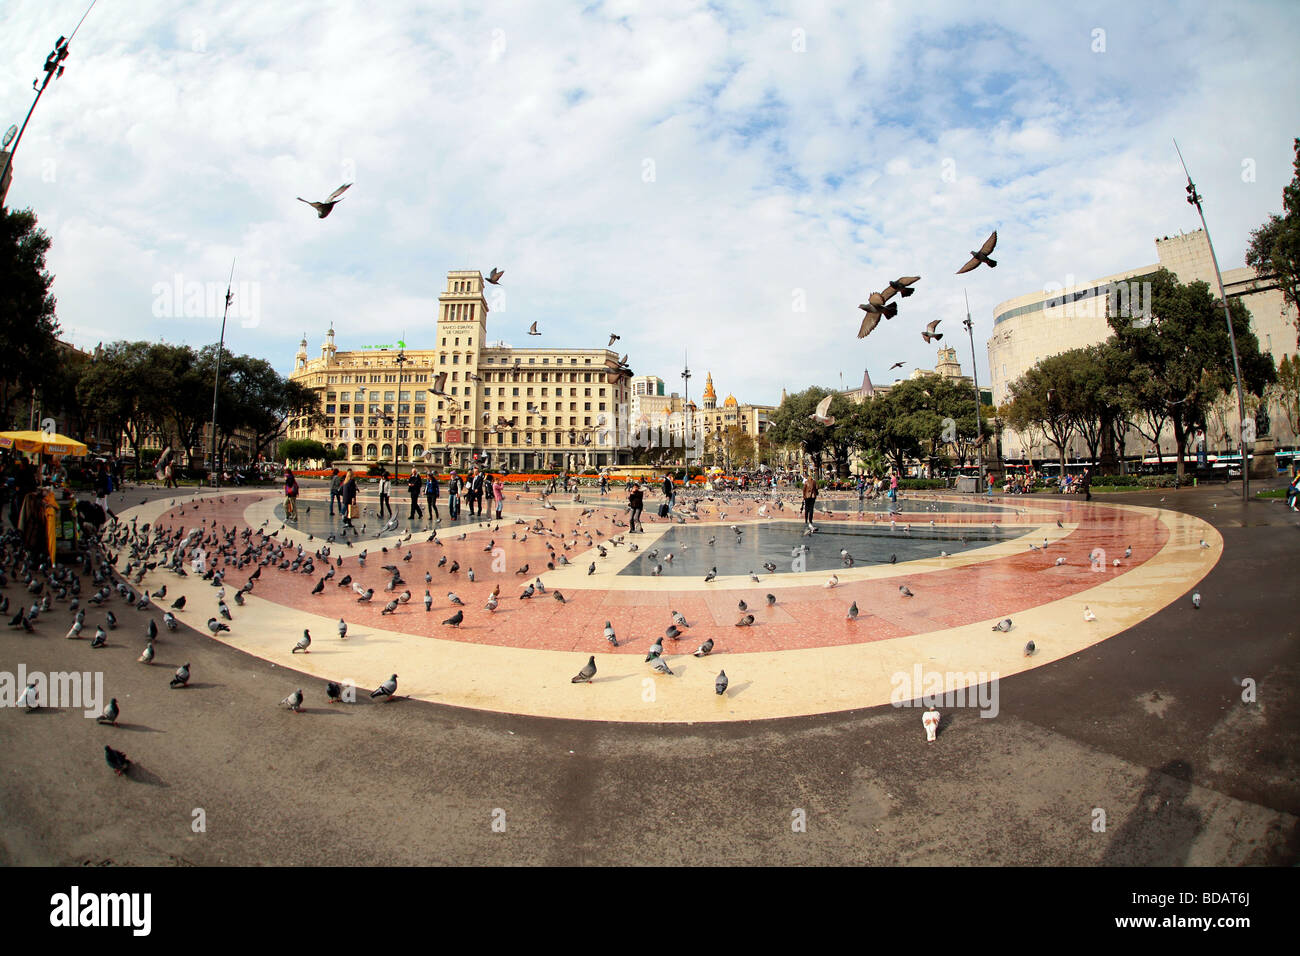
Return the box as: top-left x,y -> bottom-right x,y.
146,491 -> 1168,656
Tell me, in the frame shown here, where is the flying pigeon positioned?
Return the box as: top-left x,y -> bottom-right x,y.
810,394 -> 835,425
922,319 -> 943,343
370,675 -> 398,700
608,333 -> 620,346
281,689 -> 304,713
715,670 -> 728,695
293,629 -> 311,653
890,361 -> 906,370
298,182 -> 352,219
528,322 -> 541,336
572,655 -> 597,683
486,267 -> 504,285
886,275 -> 921,298
956,230 -> 998,274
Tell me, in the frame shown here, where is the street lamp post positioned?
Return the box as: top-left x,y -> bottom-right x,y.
208,259 -> 235,488
1175,140 -> 1250,501
963,290 -> 986,493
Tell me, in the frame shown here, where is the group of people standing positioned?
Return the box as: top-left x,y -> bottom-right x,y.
316,466 -> 507,528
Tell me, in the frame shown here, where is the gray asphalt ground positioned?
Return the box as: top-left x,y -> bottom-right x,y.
1,478 -> 1296,866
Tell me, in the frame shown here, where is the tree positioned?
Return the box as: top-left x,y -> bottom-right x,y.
1108,268 -> 1276,481
1003,352 -> 1087,475
1275,354 -> 1300,440
1246,137 -> 1300,351
0,208 -> 60,427
279,438 -> 330,465
767,387 -> 848,475
77,341 -> 160,471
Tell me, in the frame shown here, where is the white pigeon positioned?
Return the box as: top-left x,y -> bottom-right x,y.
1083,606 -> 1096,622
809,394 -> 835,425
824,574 -> 838,589
17,682 -> 38,711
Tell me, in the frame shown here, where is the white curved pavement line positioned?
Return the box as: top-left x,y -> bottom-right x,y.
114,491 -> 1222,723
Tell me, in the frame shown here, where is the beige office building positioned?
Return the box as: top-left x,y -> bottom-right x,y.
288,270 -> 633,472
987,229 -> 1298,459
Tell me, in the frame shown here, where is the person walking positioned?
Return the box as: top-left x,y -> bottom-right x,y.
599,473 -> 609,497
802,472 -> 818,531
406,469 -> 423,520
93,461 -> 110,513
856,475 -> 865,514
492,473 -> 505,520
662,472 -> 675,510
1081,467 -> 1092,502
340,469 -> 358,530
378,471 -> 393,519
468,466 -> 485,517
164,459 -> 175,489
627,481 -> 644,532
1286,469 -> 1300,512
424,469 -> 441,523
283,469 -> 300,520
448,471 -> 462,520
328,468 -> 342,516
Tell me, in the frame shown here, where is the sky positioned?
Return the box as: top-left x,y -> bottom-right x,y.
2,0 -> 1298,406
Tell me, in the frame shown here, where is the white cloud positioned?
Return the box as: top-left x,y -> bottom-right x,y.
1,0 -> 1297,409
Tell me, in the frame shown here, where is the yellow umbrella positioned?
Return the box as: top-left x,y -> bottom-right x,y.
0,430 -> 89,457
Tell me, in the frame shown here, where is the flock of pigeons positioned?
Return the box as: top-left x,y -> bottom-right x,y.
855,230 -> 998,348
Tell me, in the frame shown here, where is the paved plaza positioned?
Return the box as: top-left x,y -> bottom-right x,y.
1,481 -> 1296,865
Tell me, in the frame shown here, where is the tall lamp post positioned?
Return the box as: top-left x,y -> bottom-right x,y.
963,290 -> 986,493
681,352 -> 692,469
208,259 -> 235,488
1175,140 -> 1250,501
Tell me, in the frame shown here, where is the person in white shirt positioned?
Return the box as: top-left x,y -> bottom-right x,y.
378,473 -> 392,518
923,705 -> 940,743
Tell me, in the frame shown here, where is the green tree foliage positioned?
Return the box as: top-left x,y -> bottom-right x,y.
0,208 -> 60,427
1108,268 -> 1275,480
278,438 -> 331,464
1245,137 -> 1300,350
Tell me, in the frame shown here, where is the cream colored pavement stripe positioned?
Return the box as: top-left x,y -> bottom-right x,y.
114,492 -> 1219,723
